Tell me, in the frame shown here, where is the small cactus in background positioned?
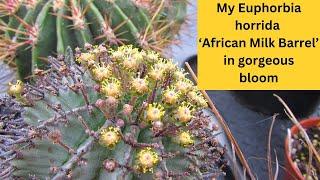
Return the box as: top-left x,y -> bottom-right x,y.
8,44 -> 227,179
0,0 -> 187,80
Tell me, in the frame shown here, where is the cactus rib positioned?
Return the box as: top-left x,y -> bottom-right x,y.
8,44 -> 227,179
0,0 -> 187,80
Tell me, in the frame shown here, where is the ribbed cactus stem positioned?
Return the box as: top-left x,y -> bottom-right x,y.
0,0 -> 187,80
8,44 -> 227,179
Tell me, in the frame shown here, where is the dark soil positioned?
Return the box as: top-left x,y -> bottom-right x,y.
291,127 -> 320,179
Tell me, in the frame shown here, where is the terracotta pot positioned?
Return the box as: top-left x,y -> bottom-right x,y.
284,118 -> 320,180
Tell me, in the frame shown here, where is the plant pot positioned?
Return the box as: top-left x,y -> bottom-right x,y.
183,55 -> 320,118
284,118 -> 320,180
233,91 -> 320,118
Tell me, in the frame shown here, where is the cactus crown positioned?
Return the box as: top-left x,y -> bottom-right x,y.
0,0 -> 187,79
9,45 -> 226,179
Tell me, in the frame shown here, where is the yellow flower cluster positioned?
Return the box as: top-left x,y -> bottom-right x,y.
75,44 -> 210,150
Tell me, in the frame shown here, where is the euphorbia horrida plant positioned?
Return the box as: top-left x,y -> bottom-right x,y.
8,44 -> 227,179
0,0 -> 187,79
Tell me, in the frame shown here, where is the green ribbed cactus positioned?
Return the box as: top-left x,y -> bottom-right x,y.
8,44 -> 227,179
0,0 -> 187,80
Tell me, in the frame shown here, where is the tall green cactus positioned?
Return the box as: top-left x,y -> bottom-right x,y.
8,44 -> 227,179
0,0 -> 187,80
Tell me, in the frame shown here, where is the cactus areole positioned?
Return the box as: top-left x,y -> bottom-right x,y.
9,45 -> 227,179
0,0 -> 187,80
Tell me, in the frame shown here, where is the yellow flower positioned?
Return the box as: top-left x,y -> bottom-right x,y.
175,102 -> 194,123
76,52 -> 95,66
174,78 -> 194,94
122,55 -> 140,70
149,64 -> 165,81
173,68 -> 187,80
101,78 -> 121,98
8,80 -> 24,96
110,49 -> 123,60
163,87 -> 179,105
131,77 -> 149,94
136,148 -> 159,173
146,103 -> 165,122
187,90 -> 208,108
161,58 -> 177,72
91,63 -> 111,81
111,45 -> 142,70
178,131 -> 194,147
145,51 -> 160,63
99,126 -> 121,148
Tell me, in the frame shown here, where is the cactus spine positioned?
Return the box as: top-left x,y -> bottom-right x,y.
0,0 -> 187,80
8,44 -> 227,179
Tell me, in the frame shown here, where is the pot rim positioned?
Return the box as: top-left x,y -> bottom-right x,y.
284,118 -> 320,180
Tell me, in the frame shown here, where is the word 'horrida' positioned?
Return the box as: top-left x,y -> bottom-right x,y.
217,2 -> 301,15
235,20 -> 280,31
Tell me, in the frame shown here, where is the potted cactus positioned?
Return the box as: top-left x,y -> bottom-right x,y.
0,0 -> 187,81
285,118 -> 320,180
3,44 -> 234,179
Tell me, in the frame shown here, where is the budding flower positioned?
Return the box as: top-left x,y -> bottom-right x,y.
177,131 -> 194,147
136,148 -> 159,173
116,119 -> 125,127
8,80 -> 24,96
152,120 -> 164,133
123,104 -> 133,116
163,87 -> 179,105
99,127 -> 121,148
146,103 -> 165,122
103,159 -> 117,172
175,102 -> 194,123
91,63 -> 111,81
95,99 -> 106,110
101,78 -> 121,98
131,77 -> 149,94
105,96 -> 119,108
